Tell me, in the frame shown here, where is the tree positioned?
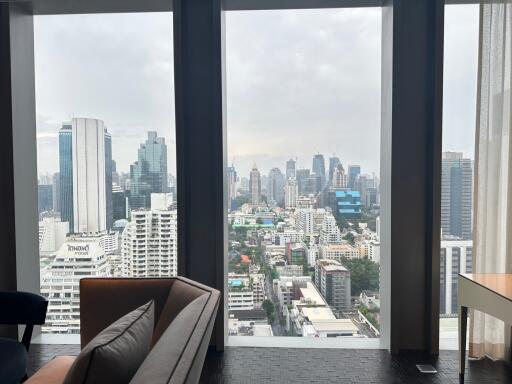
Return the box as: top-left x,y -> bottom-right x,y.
340,257 -> 379,296
234,195 -> 250,207
336,215 -> 350,231
256,217 -> 263,225
359,305 -> 379,330
262,299 -> 275,323
343,232 -> 355,245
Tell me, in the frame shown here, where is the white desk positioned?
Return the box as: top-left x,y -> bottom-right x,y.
459,273 -> 512,383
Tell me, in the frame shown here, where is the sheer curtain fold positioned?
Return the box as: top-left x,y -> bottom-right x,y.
470,0 -> 512,361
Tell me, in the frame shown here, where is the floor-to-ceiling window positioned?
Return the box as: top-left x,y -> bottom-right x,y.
439,3 -> 479,349
34,12 -> 176,338
225,7 -> 383,344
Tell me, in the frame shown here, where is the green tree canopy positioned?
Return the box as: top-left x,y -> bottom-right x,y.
340,257 -> 379,296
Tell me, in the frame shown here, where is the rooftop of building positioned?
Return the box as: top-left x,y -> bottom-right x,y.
253,324 -> 274,337
320,243 -> 356,251
298,283 -> 327,306
301,306 -> 336,321
316,259 -> 342,267
322,264 -> 349,272
310,319 -> 359,333
335,190 -> 360,197
229,309 -> 267,321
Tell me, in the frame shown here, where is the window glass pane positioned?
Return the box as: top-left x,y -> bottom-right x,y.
226,8 -> 382,341
440,4 -> 479,348
35,13 -> 176,336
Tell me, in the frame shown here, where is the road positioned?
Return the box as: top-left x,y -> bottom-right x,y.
264,271 -> 286,336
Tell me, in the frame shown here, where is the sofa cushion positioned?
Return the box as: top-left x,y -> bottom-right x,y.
130,295 -> 208,384
79,278 -> 173,347
25,356 -> 75,384
0,337 -> 27,384
63,300 -> 154,384
152,279 -> 207,345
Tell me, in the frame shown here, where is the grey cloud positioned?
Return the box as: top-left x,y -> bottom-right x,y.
35,6 -> 478,181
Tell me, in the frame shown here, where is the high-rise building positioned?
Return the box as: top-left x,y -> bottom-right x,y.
59,119 -> 112,234
105,132 -> 113,230
168,173 -> 177,200
328,156 -> 341,185
267,168 -> 285,205
59,123 -> 73,230
329,190 -> 361,219
296,168 -> 310,196
119,172 -> 130,191
38,184 -> 53,214
239,177 -> 249,193
111,159 -> 120,186
440,239 -> 472,315
287,244 -> 307,265
121,193 -> 177,277
441,152 -> 473,239
112,184 -> 128,222
306,174 -> 322,195
52,172 -> 60,214
72,118 -> 107,233
40,232 -> 116,333
38,217 -> 69,253
332,164 -> 348,189
354,174 -> 379,208
315,259 -> 351,313
249,164 -> 261,205
261,174 -> 268,196
39,174 -> 53,185
320,213 -> 342,244
296,208 -> 315,234
285,177 -> 298,209
227,165 -> 237,209
286,158 -> 296,180
347,165 -> 361,189
129,131 -> 168,210
312,154 -> 326,188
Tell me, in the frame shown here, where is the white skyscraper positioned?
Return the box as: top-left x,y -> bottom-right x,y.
296,209 -> 315,234
320,213 -> 342,244
285,177 -> 298,209
249,164 -> 261,205
72,118 -> 107,233
121,193 -> 178,277
332,164 -> 348,189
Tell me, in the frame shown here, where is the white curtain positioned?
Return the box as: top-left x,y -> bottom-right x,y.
470,0 -> 512,361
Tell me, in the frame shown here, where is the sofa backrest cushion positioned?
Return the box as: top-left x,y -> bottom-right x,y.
130,294 -> 209,384
152,279 -> 208,345
80,278 -> 173,347
63,300 -> 154,384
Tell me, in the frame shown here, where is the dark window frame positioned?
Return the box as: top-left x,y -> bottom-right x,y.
0,0 -> 467,355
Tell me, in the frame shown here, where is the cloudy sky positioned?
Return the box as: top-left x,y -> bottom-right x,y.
34,5 -> 479,180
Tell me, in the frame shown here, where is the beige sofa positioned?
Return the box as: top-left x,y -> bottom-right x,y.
26,277 -> 220,384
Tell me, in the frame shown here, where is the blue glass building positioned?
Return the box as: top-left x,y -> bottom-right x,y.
348,165 -> 361,189
312,153 -> 326,188
59,124 -> 73,231
129,131 -> 168,209
331,190 -> 361,218
38,185 -> 53,213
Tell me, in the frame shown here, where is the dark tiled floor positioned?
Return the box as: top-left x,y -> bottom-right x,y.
28,344 -> 512,383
